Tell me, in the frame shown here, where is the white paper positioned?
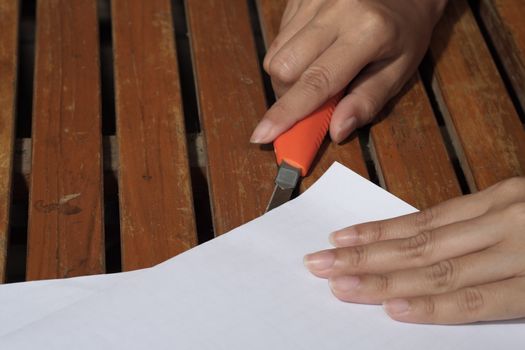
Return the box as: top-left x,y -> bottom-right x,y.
0,270 -> 141,336
1,162 -> 523,349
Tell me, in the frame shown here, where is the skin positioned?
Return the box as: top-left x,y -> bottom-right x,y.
304,177 -> 525,324
251,0 -> 448,144
256,0 -> 525,324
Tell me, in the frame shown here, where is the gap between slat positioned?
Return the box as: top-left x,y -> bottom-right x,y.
468,0 -> 525,124
6,0 -> 35,283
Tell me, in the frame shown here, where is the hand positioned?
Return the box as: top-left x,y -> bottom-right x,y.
304,177 -> 525,324
251,0 -> 448,144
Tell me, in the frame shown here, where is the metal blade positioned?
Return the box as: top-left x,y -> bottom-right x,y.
265,162 -> 301,213
266,185 -> 294,213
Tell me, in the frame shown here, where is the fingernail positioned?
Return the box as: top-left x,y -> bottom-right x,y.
383,299 -> 411,316
329,228 -> 358,246
303,251 -> 335,271
334,117 -> 357,144
330,275 -> 360,292
250,119 -> 274,144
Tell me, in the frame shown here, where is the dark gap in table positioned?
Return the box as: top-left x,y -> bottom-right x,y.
468,0 -> 525,124
172,0 -> 201,133
247,0 -> 276,109
419,54 -> 471,195
98,0 -> 122,273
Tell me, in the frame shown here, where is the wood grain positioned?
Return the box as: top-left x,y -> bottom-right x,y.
27,0 -> 104,280
186,0 -> 276,235
112,0 -> 197,270
370,76 -> 461,208
430,0 -> 525,191
0,0 -> 19,282
478,0 -> 525,113
255,0 -> 285,48
255,0 -> 369,190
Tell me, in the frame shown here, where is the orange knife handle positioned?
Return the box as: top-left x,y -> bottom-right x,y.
274,92 -> 343,177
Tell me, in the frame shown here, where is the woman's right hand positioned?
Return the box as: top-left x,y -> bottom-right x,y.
251,0 -> 448,144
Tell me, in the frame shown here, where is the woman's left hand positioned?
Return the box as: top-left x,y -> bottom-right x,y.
304,177 -> 525,324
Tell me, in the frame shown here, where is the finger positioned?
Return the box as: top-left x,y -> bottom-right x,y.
329,248 -> 519,304
279,0 -> 300,30
269,77 -> 292,98
328,59 -> 409,143
383,277 -> 525,324
252,39 -> 381,143
305,209 -> 506,278
263,3 -> 319,73
483,177 -> 525,212
329,190 -> 494,248
330,178 -> 525,248
265,9 -> 315,98
267,18 -> 338,94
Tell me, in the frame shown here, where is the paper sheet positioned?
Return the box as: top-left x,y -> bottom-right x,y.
1,162 -> 523,349
0,270 -> 141,336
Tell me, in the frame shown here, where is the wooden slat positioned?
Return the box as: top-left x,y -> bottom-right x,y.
256,0 -> 368,190
255,0 -> 284,48
370,76 -> 462,208
186,0 -> 276,235
0,0 -> 19,282
112,0 -> 197,270
479,0 -> 525,112
301,138 -> 368,189
430,0 -> 525,191
256,0 -> 459,208
27,0 -> 104,280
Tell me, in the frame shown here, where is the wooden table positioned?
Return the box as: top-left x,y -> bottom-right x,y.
0,0 -> 524,283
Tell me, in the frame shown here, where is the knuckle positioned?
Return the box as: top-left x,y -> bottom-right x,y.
402,231 -> 434,261
492,177 -> 525,197
375,274 -> 392,293
457,288 -> 485,315
263,54 -> 272,73
268,54 -> 298,84
264,38 -> 283,72
300,65 -> 333,96
370,221 -> 387,242
427,260 -> 458,290
306,16 -> 330,33
422,296 -> 437,317
349,91 -> 381,123
348,245 -> 368,269
356,221 -> 386,243
362,8 -> 397,41
504,202 -> 525,226
352,224 -> 367,241
414,208 -> 437,231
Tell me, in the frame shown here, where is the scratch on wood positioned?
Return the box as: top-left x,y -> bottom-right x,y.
59,193 -> 81,204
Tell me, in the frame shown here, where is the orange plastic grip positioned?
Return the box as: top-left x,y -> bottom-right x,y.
274,92 -> 343,176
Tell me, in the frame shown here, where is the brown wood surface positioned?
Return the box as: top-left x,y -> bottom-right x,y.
27,0 -> 105,280
5,0 -> 525,281
255,0 -> 285,48
0,0 -> 19,282
112,0 -> 197,270
255,0 -> 368,190
479,0 -> 525,112
430,0 -> 525,191
186,0 -> 276,235
370,76 -> 462,209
